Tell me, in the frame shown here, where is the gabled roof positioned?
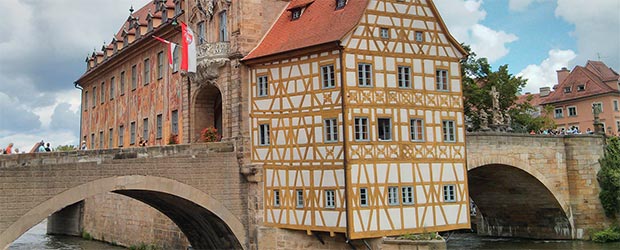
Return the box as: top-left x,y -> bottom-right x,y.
541,61 -> 620,105
242,0 -> 370,61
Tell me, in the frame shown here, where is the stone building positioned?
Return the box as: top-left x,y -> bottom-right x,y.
75,0 -> 469,248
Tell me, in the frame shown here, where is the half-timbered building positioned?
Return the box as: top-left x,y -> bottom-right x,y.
243,0 -> 470,239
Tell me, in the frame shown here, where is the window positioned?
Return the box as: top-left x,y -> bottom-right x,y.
436,69 -> 448,91
296,189 -> 304,208
554,108 -> 564,118
442,120 -> 456,142
174,0 -> 181,15
110,77 -> 115,100
171,110 -> 179,135
354,117 -> 369,141
131,65 -> 137,90
378,118 -> 392,141
197,21 -> 206,45
336,0 -> 346,9
380,27 -> 389,39
90,133 -> 95,149
157,51 -> 164,79
359,188 -> 368,207
259,124 -> 270,146
109,128 -> 113,148
219,11 -> 228,42
100,82 -> 105,104
99,131 -> 104,149
162,8 -> 168,22
577,85 -> 585,91
388,186 -> 399,205
325,190 -> 335,208
291,8 -> 302,20
398,66 -> 411,88
120,71 -> 126,95
273,190 -> 280,207
147,18 -> 153,32
143,58 -> 150,85
119,125 -> 124,147
321,65 -> 335,88
358,63 -> 372,86
92,87 -> 97,108
568,106 -> 577,117
614,100 -> 619,111
84,91 -> 88,110
172,46 -> 180,73
415,31 -> 424,42
324,118 -> 338,143
564,87 -> 571,93
443,185 -> 456,202
130,121 -> 136,145
410,118 -> 424,141
402,186 -> 414,205
257,76 -> 269,97
143,118 -> 149,140
156,114 -> 163,139
123,35 -> 128,47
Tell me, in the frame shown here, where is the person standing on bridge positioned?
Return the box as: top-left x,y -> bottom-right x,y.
3,143 -> 13,154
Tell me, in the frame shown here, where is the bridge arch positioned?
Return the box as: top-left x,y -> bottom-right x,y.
0,175 -> 246,249
467,157 -> 573,239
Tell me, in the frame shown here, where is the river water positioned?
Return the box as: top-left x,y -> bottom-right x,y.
9,221 -> 124,250
11,222 -> 620,250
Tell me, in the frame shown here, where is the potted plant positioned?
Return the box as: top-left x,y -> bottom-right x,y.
200,127 -> 222,142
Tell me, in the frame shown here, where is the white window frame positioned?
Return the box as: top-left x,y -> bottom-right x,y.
377,118 -> 392,141
388,186 -> 399,206
354,117 -> 369,141
359,188 -> 368,207
325,190 -> 335,208
398,66 -> 411,88
358,63 -> 372,87
442,120 -> 456,142
380,27 -> 389,39
567,106 -> 577,117
410,118 -> 424,142
402,186 -> 414,205
321,65 -> 335,89
436,69 -> 449,91
554,107 -> 564,118
443,185 -> 456,202
324,118 -> 338,143
257,76 -> 269,97
273,190 -> 280,207
415,31 -> 424,42
296,189 -> 304,208
259,124 -> 270,146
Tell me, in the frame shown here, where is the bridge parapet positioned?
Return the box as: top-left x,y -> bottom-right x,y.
0,142 -> 235,169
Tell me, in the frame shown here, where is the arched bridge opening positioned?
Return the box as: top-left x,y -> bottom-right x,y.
1,176 -> 245,250
468,164 -> 572,239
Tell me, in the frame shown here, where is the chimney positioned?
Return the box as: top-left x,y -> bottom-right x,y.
557,67 -> 570,84
540,87 -> 551,97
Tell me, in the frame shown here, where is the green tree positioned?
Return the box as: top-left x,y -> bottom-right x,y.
55,145 -> 77,152
461,44 -> 554,131
598,136 -> 620,217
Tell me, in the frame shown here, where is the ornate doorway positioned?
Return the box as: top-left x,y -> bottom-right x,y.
193,84 -> 222,142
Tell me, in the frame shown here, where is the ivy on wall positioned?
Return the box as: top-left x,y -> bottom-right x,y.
598,136 -> 620,217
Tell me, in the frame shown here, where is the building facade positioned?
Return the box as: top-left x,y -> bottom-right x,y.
520,61 -> 620,133
77,0 -> 469,246
244,0 -> 469,239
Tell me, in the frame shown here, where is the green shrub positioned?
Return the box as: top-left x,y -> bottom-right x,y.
592,226 -> 620,243
597,137 -> 620,217
81,231 -> 93,240
399,232 -> 442,241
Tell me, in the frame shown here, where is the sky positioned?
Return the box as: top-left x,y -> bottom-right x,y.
0,0 -> 618,152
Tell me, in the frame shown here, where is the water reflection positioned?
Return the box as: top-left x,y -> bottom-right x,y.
447,232 -> 620,250
9,220 -> 125,250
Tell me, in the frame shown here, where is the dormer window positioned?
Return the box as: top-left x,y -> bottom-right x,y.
147,18 -> 153,32
291,8 -> 302,20
336,0 -> 346,9
112,39 -> 118,53
564,87 -> 572,93
123,34 -> 129,47
174,0 -> 181,16
162,8 -> 168,22
577,84 -> 585,91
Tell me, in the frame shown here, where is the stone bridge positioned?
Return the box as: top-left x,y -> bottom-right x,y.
0,142 -> 261,250
0,134 -> 612,249
466,133 -> 608,240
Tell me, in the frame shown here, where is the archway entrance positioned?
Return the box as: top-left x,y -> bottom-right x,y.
193,84 -> 223,142
468,164 -> 572,239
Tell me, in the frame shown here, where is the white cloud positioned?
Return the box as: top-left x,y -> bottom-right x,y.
508,0 -> 551,11
555,0 -> 620,70
434,0 -> 518,63
518,49 -> 577,93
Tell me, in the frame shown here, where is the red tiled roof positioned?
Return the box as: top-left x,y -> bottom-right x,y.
541,61 -> 619,105
243,0 -> 370,61
517,93 -> 547,107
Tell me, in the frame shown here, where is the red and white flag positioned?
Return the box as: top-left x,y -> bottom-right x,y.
152,35 -> 177,68
181,22 -> 197,73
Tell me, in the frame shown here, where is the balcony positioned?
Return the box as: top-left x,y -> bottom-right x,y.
197,42 -> 230,60
195,42 -> 230,84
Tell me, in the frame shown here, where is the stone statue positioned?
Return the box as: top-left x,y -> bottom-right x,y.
479,109 -> 490,131
490,86 -> 500,111
504,112 -> 511,125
